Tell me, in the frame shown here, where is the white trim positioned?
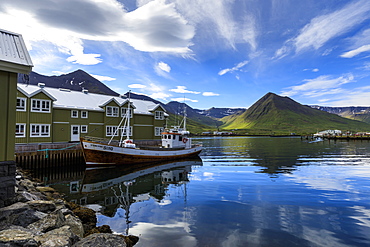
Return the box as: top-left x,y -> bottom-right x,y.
16,97 -> 26,111
155,127 -> 164,136
155,111 -> 164,120
53,122 -> 70,124
106,106 -> 119,117
81,125 -> 88,133
31,99 -> 51,113
89,123 -> 104,125
15,123 -> 26,137
134,124 -> 154,127
106,125 -> 119,136
81,110 -> 88,118
71,110 -> 78,118
30,124 -> 50,137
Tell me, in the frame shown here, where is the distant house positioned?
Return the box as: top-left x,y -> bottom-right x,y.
16,84 -> 168,143
314,130 -> 342,137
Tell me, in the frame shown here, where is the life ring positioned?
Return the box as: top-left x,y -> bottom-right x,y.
183,138 -> 188,143
125,140 -> 133,143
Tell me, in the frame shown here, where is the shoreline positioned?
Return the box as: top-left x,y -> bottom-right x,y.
0,166 -> 138,247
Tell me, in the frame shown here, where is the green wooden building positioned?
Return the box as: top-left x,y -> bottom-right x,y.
15,83 -> 168,144
0,29 -> 33,162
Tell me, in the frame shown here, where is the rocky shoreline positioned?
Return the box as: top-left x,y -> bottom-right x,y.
0,167 -> 138,247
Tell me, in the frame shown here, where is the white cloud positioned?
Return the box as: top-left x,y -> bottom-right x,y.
171,97 -> 198,102
150,92 -> 171,100
275,0 -> 370,58
91,74 -> 116,82
203,92 -> 219,96
312,68 -> 319,72
169,86 -> 200,94
154,61 -> 172,78
340,44 -> 370,58
218,60 -> 249,76
0,0 -> 195,69
128,84 -> 147,89
281,74 -> 355,97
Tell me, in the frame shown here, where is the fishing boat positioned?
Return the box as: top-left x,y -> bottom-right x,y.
80,95 -> 202,167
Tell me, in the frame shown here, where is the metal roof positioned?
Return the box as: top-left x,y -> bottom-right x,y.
0,29 -> 33,74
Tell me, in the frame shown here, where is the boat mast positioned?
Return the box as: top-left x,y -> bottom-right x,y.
126,90 -> 131,140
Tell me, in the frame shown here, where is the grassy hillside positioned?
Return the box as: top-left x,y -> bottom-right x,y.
221,92 -> 370,135
166,113 -> 217,134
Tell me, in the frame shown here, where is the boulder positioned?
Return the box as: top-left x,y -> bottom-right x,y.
0,228 -> 39,247
28,209 -> 65,233
27,200 -> 56,213
65,214 -> 84,238
72,233 -> 128,247
34,225 -> 80,247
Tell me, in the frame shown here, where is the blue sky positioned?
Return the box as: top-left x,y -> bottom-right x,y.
2,0 -> 370,109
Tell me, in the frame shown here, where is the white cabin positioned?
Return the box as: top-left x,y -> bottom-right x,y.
162,129 -> 192,149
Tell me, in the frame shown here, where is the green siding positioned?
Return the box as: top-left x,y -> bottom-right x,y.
0,71 -> 17,161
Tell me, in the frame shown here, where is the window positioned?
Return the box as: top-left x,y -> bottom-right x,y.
121,126 -> 133,136
106,126 -> 119,136
16,98 -> 26,111
15,124 -> 26,137
106,106 -> 119,117
31,99 -> 51,113
121,108 -> 133,118
81,125 -> 88,133
155,127 -> 164,136
155,111 -> 164,120
81,111 -> 88,118
30,124 -> 50,137
71,110 -> 78,118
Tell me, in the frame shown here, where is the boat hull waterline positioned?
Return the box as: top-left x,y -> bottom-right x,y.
81,139 -> 203,167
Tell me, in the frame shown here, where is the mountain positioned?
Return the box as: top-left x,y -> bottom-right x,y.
221,92 -> 370,135
196,107 -> 246,119
165,101 -> 222,130
18,70 -> 119,96
311,106 -> 370,124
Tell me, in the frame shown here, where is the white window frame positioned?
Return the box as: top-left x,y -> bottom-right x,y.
30,124 -> 50,137
81,125 -> 88,133
155,127 -> 164,136
71,110 -> 78,118
106,126 -> 119,136
155,111 -> 164,120
16,98 -> 26,111
106,106 -> 119,117
81,111 -> 88,118
15,123 -> 26,137
31,99 -> 51,113
121,108 -> 133,118
120,126 -> 133,136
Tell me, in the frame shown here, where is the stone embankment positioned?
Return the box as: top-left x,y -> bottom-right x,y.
0,168 -> 138,247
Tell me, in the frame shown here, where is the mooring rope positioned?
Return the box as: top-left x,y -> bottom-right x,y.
38,143 -> 80,158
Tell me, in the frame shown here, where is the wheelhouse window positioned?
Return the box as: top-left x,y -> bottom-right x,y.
31,99 -> 51,113
121,108 -> 133,118
81,125 -> 88,133
155,111 -> 164,120
71,110 -> 78,118
106,106 -> 119,117
30,124 -> 50,137
15,124 -> 26,137
106,126 -> 119,136
155,127 -> 164,136
81,111 -> 88,118
16,98 -> 26,111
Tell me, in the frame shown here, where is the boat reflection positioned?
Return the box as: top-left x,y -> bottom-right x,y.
52,157 -> 202,219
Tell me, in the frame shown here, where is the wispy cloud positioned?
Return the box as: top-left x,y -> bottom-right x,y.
281,74 -> 355,97
171,97 -> 198,103
218,60 -> 249,76
91,74 -> 116,82
169,86 -> 200,94
340,28 -> 370,58
0,0 -> 195,69
128,84 -> 147,89
154,61 -> 172,78
275,0 -> 370,58
203,92 -> 219,96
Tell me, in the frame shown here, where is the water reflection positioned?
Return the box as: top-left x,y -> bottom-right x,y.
50,157 -> 203,235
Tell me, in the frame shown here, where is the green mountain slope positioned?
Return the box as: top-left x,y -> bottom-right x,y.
221,92 -> 370,135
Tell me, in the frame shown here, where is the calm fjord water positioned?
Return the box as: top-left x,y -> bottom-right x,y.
54,137 -> 370,246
